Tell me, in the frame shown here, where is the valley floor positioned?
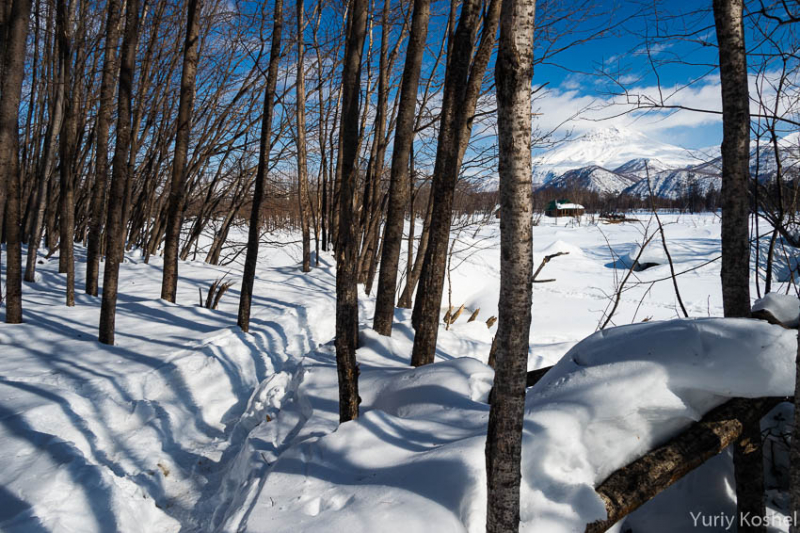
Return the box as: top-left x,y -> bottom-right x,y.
0,213 -> 796,532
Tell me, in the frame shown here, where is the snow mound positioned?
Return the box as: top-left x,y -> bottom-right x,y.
240,317 -> 794,533
623,242 -> 667,268
538,240 -> 585,259
753,293 -> 800,327
521,318 -> 794,531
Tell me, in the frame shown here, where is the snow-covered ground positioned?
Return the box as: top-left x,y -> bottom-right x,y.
0,213 -> 796,532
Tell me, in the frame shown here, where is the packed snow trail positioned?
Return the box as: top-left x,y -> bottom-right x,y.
0,244 -> 341,532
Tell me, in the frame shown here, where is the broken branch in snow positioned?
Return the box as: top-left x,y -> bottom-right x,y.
532,251 -> 569,283
585,396 -> 787,533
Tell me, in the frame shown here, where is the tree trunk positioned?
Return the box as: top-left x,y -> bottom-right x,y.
398,187 -> 432,309
713,1 -> 762,530
0,0 -> 32,324
485,0 -> 535,529
410,0 -> 501,366
237,0 -> 282,331
336,0 -> 369,423
86,0 -> 122,296
99,0 -> 140,345
24,35 -> 63,284
161,0 -> 202,302
56,0 -> 77,306
372,0 -> 430,334
296,0 -> 312,273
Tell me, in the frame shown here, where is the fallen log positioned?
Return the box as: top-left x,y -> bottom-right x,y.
487,365 -> 552,403
585,396 -> 787,533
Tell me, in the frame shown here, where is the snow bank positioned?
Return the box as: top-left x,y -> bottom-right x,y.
236,317 -> 794,533
519,318 -> 795,531
623,242 -> 668,268
753,293 -> 800,327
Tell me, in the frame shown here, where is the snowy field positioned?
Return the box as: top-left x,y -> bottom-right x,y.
0,212 -> 796,532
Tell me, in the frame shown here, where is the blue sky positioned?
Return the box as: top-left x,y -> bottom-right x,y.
516,0 -> 798,151
527,0 -> 725,150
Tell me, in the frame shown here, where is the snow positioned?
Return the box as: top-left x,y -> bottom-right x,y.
1,213 -> 797,533
753,293 -> 800,327
532,126 -> 706,187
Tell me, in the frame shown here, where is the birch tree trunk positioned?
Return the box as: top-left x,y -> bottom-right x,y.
713,1 -> 762,531
485,0 -> 535,529
161,0 -> 202,302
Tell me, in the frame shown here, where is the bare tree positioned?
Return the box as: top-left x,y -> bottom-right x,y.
161,0 -> 203,303
372,0 -> 430,336
296,0 -> 312,272
237,0 -> 284,333
85,0 -> 123,296
410,0 -> 502,367
99,0 -> 141,345
336,0 -> 369,423
56,0 -> 78,307
0,0 -> 32,324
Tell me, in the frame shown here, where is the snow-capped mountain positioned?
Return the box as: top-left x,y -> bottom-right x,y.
622,164 -> 722,200
545,165 -> 637,195
612,158 -> 672,180
532,126 -> 705,186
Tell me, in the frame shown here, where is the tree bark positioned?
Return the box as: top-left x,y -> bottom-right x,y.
336,0 -> 369,423
56,0 -> 78,307
410,0 -> 501,366
296,0 -> 312,273
0,0 -> 32,324
99,0 -> 140,345
86,0 -> 122,296
372,0 -> 430,335
161,0 -> 202,302
713,2 -> 762,530
485,0 -> 535,529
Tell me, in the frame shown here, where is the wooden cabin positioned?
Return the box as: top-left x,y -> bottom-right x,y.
544,200 -> 585,218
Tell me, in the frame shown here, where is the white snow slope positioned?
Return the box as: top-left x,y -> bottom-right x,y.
532,126 -> 705,186
1,213 -> 797,533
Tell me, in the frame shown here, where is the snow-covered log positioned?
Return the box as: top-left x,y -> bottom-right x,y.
585,396 -> 786,533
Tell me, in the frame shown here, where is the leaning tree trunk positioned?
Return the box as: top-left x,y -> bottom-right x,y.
235,0 -> 282,331
236,36 -> 282,326
713,1 -> 761,531
410,0 -> 502,366
99,0 -> 140,345
24,62 -> 63,284
296,0 -> 312,273
485,0 -> 535,530
0,0 -> 32,324
372,0 -> 430,335
161,0 -> 202,303
335,0 -> 369,423
86,0 -> 122,296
